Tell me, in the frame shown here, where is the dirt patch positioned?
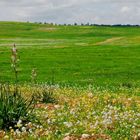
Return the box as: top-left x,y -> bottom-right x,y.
63,134 -> 111,140
95,37 -> 123,45
35,103 -> 60,110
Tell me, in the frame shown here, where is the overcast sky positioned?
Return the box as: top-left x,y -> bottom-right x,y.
0,0 -> 140,24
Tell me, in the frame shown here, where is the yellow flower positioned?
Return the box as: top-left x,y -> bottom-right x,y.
4,135 -> 9,140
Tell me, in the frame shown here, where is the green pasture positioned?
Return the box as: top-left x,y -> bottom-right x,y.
0,22 -> 140,87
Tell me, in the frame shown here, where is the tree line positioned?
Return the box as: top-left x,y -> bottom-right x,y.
27,21 -> 140,27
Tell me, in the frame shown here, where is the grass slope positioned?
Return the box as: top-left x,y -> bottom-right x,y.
0,22 -> 140,87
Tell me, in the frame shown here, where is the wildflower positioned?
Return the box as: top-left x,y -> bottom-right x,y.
17,119 -> 22,124
94,120 -> 99,127
81,134 -> 90,138
27,122 -> 33,128
29,129 -> 33,134
21,127 -> 26,132
3,135 -> 9,140
15,129 -> 21,136
17,119 -> 23,128
10,129 -> 14,134
138,133 -> 140,138
11,44 -> 18,63
11,43 -> 20,83
31,68 -> 37,83
88,92 -> 93,98
47,119 -> 51,124
92,111 -> 96,115
57,113 -> 62,116
63,122 -> 73,128
64,133 -> 70,136
9,126 -> 12,129
54,105 -> 60,109
137,113 -> 140,117
70,109 -> 75,115
12,44 -> 17,54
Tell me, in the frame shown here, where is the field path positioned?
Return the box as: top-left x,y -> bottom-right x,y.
95,37 -> 123,45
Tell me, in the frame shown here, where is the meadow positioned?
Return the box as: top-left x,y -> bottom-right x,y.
0,22 -> 140,140
0,22 -> 140,87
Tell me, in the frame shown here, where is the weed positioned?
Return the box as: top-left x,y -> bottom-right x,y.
0,84 -> 34,130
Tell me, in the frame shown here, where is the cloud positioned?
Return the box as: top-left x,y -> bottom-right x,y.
121,6 -> 130,13
0,0 -> 140,24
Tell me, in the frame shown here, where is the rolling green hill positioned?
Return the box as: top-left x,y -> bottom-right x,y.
0,22 -> 140,87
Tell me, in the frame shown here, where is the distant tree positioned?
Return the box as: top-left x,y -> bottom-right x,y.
74,23 -> 77,26
50,23 -> 54,26
86,22 -> 90,26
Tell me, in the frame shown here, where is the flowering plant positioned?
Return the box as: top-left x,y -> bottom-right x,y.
11,44 -> 20,83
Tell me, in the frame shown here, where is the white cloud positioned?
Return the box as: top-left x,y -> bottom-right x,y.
121,6 -> 130,13
0,0 -> 140,24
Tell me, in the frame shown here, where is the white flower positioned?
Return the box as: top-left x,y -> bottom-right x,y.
47,119 -> 51,124
70,109 -> 75,115
21,127 -> 26,132
76,120 -> 80,124
15,129 -> 21,135
63,122 -> 73,128
64,133 -> 70,136
17,120 -> 22,128
29,129 -> 33,133
137,113 -> 140,117
40,125 -> 43,128
92,111 -> 96,115
17,119 -> 22,124
57,113 -> 62,116
94,121 -> 99,126
82,134 -> 90,138
54,105 -> 60,109
12,47 -> 17,53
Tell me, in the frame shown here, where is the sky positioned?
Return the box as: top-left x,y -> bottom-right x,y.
0,0 -> 140,24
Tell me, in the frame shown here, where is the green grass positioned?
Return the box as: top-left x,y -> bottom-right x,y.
0,21 -> 140,87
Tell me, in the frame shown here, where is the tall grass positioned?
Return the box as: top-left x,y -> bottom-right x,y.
0,83 -> 34,130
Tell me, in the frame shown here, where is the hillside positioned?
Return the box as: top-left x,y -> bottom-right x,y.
0,22 -> 140,87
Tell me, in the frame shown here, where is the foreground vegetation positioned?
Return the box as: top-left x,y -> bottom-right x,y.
0,84 -> 140,140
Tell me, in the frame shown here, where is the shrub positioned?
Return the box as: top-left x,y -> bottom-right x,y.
42,88 -> 57,104
35,86 -> 57,104
0,84 -> 34,130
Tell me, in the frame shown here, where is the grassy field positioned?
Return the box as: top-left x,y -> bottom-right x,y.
0,22 -> 140,140
0,22 -> 140,87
